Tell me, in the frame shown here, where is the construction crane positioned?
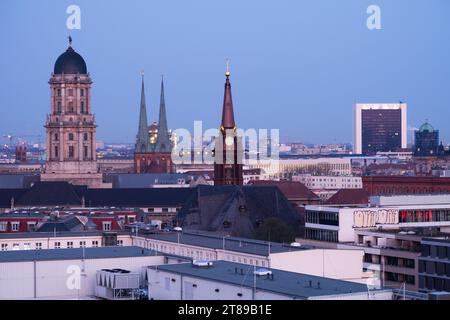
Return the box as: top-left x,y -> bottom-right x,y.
2,134 -> 44,161
2,134 -> 14,148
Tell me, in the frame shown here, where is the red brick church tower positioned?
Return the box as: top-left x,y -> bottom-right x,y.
213,63 -> 243,185
134,74 -> 173,173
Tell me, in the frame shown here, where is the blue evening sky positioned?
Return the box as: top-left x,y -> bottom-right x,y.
0,0 -> 449,144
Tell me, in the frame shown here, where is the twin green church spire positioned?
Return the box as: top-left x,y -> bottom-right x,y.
135,73 -> 171,153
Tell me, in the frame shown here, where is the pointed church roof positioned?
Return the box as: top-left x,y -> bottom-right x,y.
220,63 -> 236,130
135,73 -> 150,152
154,76 -> 172,153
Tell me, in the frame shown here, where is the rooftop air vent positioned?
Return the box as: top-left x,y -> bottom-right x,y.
192,260 -> 213,268
253,268 -> 272,276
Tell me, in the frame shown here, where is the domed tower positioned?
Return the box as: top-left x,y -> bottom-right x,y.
42,37 -> 100,186
414,121 -> 439,156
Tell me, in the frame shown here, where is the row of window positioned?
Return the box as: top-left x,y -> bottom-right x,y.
0,221 -> 36,232
419,260 -> 450,277
0,239 -> 124,251
385,256 -> 416,269
305,228 -> 338,243
421,244 -> 450,259
385,272 -> 415,285
399,209 -> 450,223
53,145 -> 91,160
54,101 -> 88,114
53,132 -> 90,142
54,88 -> 86,97
143,240 -> 267,267
306,211 -> 339,226
420,276 -> 450,292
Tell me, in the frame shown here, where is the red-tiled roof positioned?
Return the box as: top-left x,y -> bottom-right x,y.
248,180 -> 320,200
325,189 -> 369,205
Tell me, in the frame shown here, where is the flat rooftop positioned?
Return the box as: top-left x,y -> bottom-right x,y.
421,238 -> 450,245
370,194 -> 450,206
149,261 -> 386,299
0,246 -> 160,263
355,228 -> 450,239
145,231 -> 313,256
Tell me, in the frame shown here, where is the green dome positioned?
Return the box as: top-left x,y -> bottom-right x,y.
419,122 -> 434,132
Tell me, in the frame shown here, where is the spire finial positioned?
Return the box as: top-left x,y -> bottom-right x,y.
225,58 -> 230,77
68,35 -> 72,46
140,69 -> 145,79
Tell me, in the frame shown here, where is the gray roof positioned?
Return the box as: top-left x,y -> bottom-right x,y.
145,231 -> 312,256
177,185 -> 300,238
0,174 -> 39,189
107,173 -> 196,188
0,246 -> 160,263
149,260 -> 384,299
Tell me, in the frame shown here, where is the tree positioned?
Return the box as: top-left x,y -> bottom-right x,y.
254,217 -> 295,243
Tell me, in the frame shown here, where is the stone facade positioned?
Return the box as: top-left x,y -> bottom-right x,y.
42,42 -> 102,188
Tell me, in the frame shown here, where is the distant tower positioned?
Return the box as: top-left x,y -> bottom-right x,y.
42,37 -> 101,187
15,143 -> 27,163
134,75 -> 173,173
414,121 -> 439,156
213,62 -> 243,185
354,103 -> 407,155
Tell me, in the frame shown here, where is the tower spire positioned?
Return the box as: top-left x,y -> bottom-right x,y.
221,60 -> 236,131
214,61 -> 243,186
135,71 -> 150,152
154,75 -> 172,153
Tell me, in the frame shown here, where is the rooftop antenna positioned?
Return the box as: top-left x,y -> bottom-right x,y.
253,264 -> 256,299
177,231 -> 180,255
225,58 -> 230,77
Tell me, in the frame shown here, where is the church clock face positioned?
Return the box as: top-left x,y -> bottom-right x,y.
225,136 -> 234,146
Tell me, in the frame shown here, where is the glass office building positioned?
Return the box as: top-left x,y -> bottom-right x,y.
354,103 -> 407,155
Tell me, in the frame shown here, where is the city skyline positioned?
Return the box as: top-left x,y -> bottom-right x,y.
1,0 -> 450,145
